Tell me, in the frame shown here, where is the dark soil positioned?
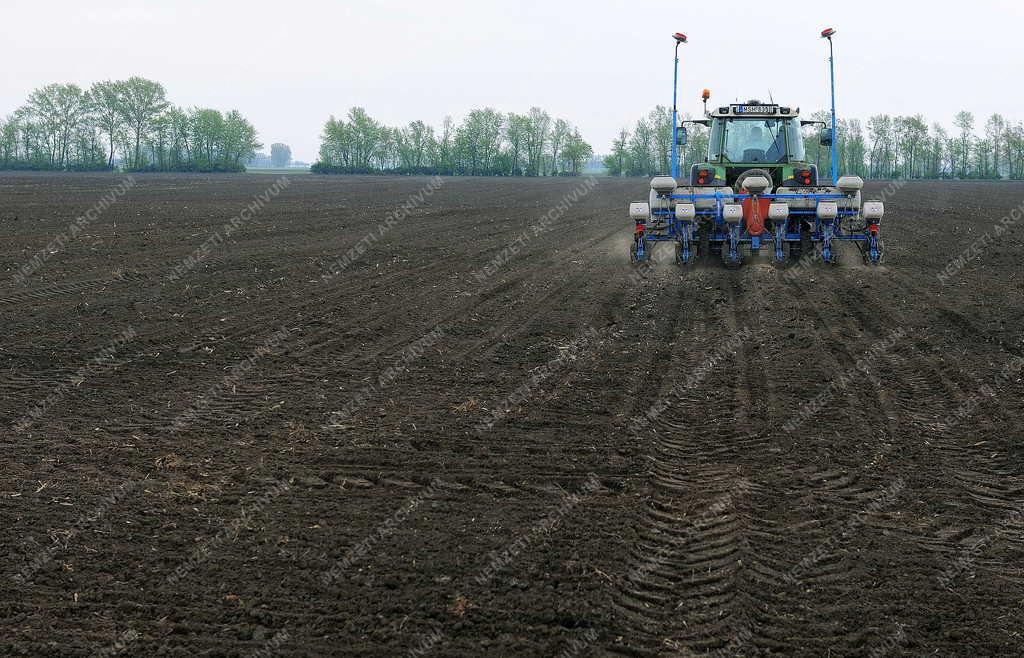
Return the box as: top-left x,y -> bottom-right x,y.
1,172 -> 1023,656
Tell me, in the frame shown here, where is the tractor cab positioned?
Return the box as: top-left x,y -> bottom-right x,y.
683,101 -> 824,189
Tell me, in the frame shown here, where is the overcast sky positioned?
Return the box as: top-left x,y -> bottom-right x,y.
3,0 -> 1022,162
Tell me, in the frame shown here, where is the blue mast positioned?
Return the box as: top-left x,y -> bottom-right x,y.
823,28 -> 839,184
671,33 -> 687,179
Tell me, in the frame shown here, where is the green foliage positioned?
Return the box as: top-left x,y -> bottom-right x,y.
118,77 -> 169,169
0,77 -> 260,172
138,107 -> 259,172
855,110 -> 1024,179
314,106 -> 591,176
604,107 -> 707,178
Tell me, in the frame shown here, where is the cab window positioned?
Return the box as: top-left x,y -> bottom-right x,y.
721,119 -> 786,163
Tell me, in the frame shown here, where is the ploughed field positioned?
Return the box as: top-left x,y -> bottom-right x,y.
1,172 -> 1023,657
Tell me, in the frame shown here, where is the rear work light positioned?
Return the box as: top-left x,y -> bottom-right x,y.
697,169 -> 711,185
691,164 -> 718,187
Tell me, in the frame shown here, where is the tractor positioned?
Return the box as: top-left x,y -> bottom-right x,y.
629,28 -> 884,267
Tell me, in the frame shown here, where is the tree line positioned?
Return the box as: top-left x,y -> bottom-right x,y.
841,112 -> 1024,180
0,77 -> 261,172
7,81 -> 1020,181
606,107 -> 1024,180
313,107 -> 593,176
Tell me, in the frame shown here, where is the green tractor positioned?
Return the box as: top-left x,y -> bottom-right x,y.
681,99 -> 831,192
628,29 -> 884,267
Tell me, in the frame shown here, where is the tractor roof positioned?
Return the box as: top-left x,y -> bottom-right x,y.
709,102 -> 800,119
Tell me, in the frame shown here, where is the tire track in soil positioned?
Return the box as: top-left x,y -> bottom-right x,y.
102,227 -> 613,471
0,180 -> 533,365
751,269 -> 916,653
0,254 -> 460,428
0,175 -> 631,656
374,229 -> 663,460
747,267 -> 939,653
5,176 -> 1024,656
1,180 -> 561,393
0,272 -> 150,308
13,216 -> 617,438
831,274 -> 1020,513
319,233 -> 669,482
609,266 -> 776,656
147,223 -> 625,438
630,266 -> 858,657
610,259 -> 950,656
759,261 -> 1023,654
832,269 -> 1024,647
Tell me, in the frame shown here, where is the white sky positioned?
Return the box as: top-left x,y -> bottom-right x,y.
3,0 -> 1022,162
